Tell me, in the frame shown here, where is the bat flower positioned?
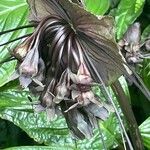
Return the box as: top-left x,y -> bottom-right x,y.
35,78 -> 58,121
65,63 -> 104,111
54,69 -> 70,104
19,45 -> 39,87
10,0 -> 150,139
12,20 -> 49,88
118,22 -> 150,64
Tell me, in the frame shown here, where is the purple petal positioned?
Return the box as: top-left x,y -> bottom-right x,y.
19,75 -> 32,88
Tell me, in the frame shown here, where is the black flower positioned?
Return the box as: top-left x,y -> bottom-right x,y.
11,0 -> 150,139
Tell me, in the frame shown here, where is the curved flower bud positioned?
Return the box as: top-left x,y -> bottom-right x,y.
18,46 -> 39,88
13,42 -> 30,60
70,63 -> 92,85
53,69 -> 70,103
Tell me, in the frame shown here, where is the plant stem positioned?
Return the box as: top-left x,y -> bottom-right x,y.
112,80 -> 144,150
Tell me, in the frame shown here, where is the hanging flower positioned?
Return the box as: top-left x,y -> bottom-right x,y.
10,0 -> 150,139
67,63 -> 103,110
118,22 -> 150,64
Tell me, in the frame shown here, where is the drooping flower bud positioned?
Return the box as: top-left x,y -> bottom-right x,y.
54,69 -> 70,103
13,43 -> 29,60
19,47 -> 39,76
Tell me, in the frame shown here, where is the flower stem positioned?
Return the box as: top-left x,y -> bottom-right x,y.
112,80 -> 144,150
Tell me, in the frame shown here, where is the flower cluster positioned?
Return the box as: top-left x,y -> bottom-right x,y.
11,0 -> 124,139
118,22 -> 150,64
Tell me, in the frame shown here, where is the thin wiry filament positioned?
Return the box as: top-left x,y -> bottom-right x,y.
82,48 -> 133,150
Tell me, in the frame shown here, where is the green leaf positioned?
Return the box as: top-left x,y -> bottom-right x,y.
100,114 -> 122,148
83,0 -> 110,15
0,84 -> 30,108
4,146 -> 76,150
139,117 -> 150,149
0,84 -> 74,146
115,0 -> 145,39
0,0 -> 32,87
0,107 -> 75,147
0,60 -> 17,87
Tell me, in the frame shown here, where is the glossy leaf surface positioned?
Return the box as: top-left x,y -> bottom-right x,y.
4,146 -> 76,150
115,0 -> 145,39
83,0 -> 110,15
139,117 -> 150,149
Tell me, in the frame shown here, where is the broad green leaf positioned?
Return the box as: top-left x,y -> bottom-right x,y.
100,114 -> 122,148
0,83 -> 74,146
0,80 -> 32,109
0,60 -> 17,87
4,146 -> 76,150
0,0 -> 32,87
0,107 -> 75,147
115,0 -> 145,39
139,117 -> 150,149
83,0 -> 110,15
